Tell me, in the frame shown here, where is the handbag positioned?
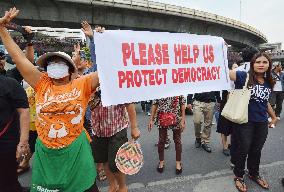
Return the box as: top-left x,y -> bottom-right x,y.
158,97 -> 179,127
221,74 -> 251,124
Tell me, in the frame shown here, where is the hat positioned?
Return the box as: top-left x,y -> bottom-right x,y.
36,51 -> 76,72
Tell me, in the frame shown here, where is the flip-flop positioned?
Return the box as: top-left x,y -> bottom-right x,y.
248,175 -> 269,189
17,165 -> 30,175
234,177 -> 247,192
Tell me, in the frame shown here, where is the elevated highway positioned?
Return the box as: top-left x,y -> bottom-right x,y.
0,0 -> 267,48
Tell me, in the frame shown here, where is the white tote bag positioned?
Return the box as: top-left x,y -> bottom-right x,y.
221,74 -> 251,124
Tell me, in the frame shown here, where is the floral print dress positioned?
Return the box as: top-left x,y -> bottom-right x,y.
153,96 -> 186,130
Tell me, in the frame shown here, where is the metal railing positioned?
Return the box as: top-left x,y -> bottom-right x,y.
59,0 -> 267,41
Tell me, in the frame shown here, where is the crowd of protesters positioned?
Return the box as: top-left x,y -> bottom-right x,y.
13,35 -> 80,55
0,7 -> 284,192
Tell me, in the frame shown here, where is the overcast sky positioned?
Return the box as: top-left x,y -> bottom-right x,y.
154,0 -> 283,46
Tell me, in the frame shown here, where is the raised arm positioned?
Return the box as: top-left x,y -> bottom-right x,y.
0,8 -> 41,88
23,26 -> 35,63
81,21 -> 105,72
25,44 -> 35,64
72,43 -> 81,67
91,71 -> 100,92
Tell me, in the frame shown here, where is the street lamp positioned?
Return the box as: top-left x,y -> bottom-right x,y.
240,0 -> 242,21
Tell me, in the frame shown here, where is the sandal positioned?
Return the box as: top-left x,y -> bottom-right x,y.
97,169 -> 107,181
234,177 -> 247,192
248,175 -> 269,189
17,165 -> 30,175
175,163 -> 182,175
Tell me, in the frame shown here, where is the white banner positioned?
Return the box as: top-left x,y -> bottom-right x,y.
94,30 -> 230,106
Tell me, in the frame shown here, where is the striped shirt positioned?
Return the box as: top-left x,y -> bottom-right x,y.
90,96 -> 129,137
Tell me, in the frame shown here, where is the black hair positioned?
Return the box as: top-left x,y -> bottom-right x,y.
247,52 -> 275,89
241,46 -> 259,62
227,51 -> 241,69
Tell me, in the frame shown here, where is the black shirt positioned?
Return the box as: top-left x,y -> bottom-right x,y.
0,76 -> 29,154
0,67 -> 23,83
187,91 -> 221,104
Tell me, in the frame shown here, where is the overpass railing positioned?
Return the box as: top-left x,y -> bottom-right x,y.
60,0 -> 267,41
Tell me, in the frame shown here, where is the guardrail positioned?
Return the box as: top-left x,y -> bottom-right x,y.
270,51 -> 284,57
59,0 -> 267,41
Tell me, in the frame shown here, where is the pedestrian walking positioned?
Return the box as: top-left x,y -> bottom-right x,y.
188,92 -> 221,153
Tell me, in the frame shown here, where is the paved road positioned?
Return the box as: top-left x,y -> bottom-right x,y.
20,104 -> 284,192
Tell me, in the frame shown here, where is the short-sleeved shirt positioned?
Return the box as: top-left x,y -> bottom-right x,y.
235,71 -> 271,122
90,89 -> 129,137
153,96 -> 186,129
272,71 -> 283,92
0,76 -> 29,154
34,73 -> 93,148
26,86 -> 37,131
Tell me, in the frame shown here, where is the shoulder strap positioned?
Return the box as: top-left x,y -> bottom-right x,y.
0,114 -> 14,138
272,71 -> 281,81
243,73 -> 250,89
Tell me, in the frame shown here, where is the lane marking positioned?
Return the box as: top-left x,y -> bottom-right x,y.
99,160 -> 284,192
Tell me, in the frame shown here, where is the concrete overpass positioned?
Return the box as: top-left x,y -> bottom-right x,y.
0,0 -> 267,49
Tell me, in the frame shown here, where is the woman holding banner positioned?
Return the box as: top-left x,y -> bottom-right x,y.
0,8 -> 100,192
148,96 -> 186,175
229,52 -> 277,192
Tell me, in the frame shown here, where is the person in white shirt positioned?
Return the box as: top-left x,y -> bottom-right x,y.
270,62 -> 284,119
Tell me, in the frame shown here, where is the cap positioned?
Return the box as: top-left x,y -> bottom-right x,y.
36,51 -> 76,72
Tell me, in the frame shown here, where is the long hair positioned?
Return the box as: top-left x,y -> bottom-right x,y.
247,52 -> 275,89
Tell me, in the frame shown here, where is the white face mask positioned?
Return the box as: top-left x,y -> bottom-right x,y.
47,62 -> 69,79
